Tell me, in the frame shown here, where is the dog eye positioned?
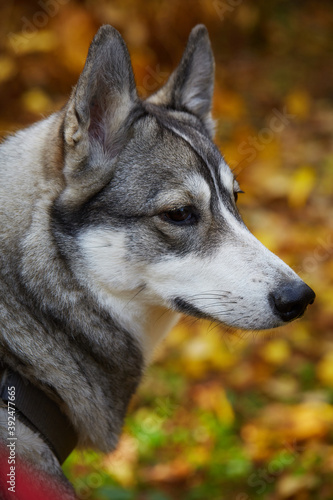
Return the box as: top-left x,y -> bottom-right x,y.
234,190 -> 244,203
160,206 -> 197,225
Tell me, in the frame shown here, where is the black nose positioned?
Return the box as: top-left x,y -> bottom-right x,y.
270,281 -> 315,322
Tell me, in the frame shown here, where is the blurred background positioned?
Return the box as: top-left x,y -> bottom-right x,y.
1,1 -> 332,499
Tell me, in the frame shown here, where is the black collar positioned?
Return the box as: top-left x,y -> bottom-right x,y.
0,367 -> 78,464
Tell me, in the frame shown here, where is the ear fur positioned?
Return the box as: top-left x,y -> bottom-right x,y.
63,25 -> 138,184
147,25 -> 215,137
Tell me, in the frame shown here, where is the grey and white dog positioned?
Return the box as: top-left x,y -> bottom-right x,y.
0,25 -> 314,497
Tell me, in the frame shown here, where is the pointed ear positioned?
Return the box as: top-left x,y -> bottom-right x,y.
147,25 -> 215,137
63,25 -> 138,179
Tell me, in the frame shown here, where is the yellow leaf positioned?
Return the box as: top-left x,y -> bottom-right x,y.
7,30 -> 57,55
317,351 -> 333,387
290,323 -> 311,349
182,329 -> 237,378
193,383 -> 234,424
252,227 -> 280,253
186,445 -> 211,466
285,90 -> 311,119
166,321 -> 191,348
22,88 -> 53,115
289,402 -> 333,440
241,424 -> 275,460
214,389 -> 235,424
0,56 -> 17,83
288,165 -> 316,208
260,339 -> 291,365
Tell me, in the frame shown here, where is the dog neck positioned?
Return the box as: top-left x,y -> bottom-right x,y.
0,367 -> 77,464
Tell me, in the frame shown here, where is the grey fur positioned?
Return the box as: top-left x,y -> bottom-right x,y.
0,24 -> 314,496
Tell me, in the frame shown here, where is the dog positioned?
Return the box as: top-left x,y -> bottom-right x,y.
0,24 -> 315,498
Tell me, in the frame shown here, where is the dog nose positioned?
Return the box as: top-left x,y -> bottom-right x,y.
270,281 -> 315,322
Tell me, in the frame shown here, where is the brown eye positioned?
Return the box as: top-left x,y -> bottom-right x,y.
161,206 -> 198,225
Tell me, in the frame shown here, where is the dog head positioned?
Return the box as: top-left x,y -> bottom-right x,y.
54,25 -> 315,344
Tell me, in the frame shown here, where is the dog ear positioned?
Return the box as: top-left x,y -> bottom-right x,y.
63,25 -> 138,174
147,25 -> 215,137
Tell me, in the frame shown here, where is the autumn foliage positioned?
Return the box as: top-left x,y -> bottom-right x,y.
1,1 -> 332,499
